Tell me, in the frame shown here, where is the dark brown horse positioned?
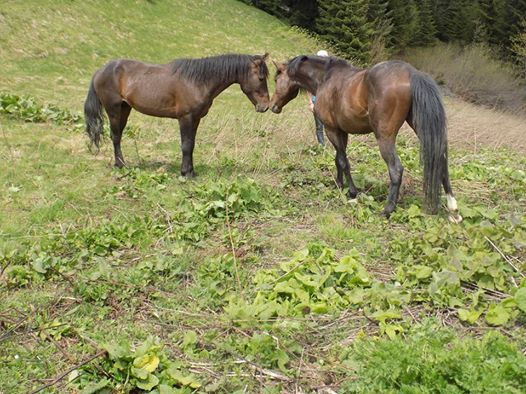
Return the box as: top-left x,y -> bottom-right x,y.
84,53 -> 270,177
270,55 -> 462,222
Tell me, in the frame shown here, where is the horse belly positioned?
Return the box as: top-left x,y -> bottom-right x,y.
124,88 -> 179,118
335,108 -> 372,134
342,115 -> 372,134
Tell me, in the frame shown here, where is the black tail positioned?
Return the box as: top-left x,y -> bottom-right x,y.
410,70 -> 447,213
84,78 -> 104,152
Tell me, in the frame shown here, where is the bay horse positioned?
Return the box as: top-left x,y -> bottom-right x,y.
84,53 -> 270,177
270,55 -> 462,223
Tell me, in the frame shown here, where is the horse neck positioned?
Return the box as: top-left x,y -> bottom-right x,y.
295,62 -> 326,95
207,72 -> 244,99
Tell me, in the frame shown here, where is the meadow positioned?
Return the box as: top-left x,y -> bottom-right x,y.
1,1 -> 525,393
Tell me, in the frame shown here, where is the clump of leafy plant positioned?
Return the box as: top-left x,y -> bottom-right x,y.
391,209 -> 526,326
226,240 -> 526,337
192,176 -> 269,220
2,215 -> 168,288
78,336 -> 201,393
225,243 -> 409,337
191,254 -> 243,309
0,93 -> 82,129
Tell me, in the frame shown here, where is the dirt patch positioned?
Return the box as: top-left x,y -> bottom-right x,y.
445,98 -> 526,153
397,97 -> 526,153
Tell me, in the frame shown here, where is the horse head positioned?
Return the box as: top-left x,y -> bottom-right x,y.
240,53 -> 270,113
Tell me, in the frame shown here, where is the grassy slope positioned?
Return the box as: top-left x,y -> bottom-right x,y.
1,1 -> 526,393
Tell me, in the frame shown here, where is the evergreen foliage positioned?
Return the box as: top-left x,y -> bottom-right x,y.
317,0 -> 373,63
414,0 -> 437,46
241,0 -> 526,67
367,0 -> 394,61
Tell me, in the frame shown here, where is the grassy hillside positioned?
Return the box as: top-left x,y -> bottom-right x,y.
0,0 -> 316,107
1,1 -> 526,393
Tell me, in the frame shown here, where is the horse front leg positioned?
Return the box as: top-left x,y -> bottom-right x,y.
178,115 -> 201,177
325,127 -> 357,198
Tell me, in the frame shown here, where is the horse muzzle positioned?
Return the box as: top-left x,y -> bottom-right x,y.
271,104 -> 282,114
256,104 -> 269,113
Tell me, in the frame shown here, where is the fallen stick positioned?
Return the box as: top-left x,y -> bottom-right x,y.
30,349 -> 107,394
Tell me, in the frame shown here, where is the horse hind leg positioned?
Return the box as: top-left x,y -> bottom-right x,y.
377,134 -> 404,217
107,101 -> 131,168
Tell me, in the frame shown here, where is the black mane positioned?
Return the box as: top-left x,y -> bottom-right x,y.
286,55 -> 329,77
286,55 -> 354,78
171,54 -> 268,83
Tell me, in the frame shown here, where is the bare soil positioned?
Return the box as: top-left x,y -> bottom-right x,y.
397,97 -> 526,153
445,98 -> 526,153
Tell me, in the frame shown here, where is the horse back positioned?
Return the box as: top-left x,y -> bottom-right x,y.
365,61 -> 413,105
93,59 -> 198,118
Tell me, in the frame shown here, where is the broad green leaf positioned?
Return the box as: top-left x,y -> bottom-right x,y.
294,272 -> 319,288
514,288 -> 526,313
135,336 -> 159,357
311,303 -> 328,313
371,309 -> 402,323
485,304 -> 510,326
159,384 -> 178,394
274,280 -> 297,295
31,259 -> 47,274
136,373 -> 159,391
383,324 -> 403,340
103,341 -> 130,359
182,331 -> 198,348
167,368 -> 201,388
413,265 -> 433,279
131,366 -> 149,380
458,308 -> 483,324
347,288 -> 365,305
133,353 -> 160,373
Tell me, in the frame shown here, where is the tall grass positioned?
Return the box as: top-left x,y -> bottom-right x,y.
403,43 -> 526,114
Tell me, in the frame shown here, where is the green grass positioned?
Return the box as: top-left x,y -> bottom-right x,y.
1,1 -> 526,393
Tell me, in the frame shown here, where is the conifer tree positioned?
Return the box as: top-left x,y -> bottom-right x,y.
431,0 -> 451,42
368,0 -> 394,60
317,0 -> 373,64
414,0 -> 437,46
387,0 -> 420,48
511,18 -> 526,73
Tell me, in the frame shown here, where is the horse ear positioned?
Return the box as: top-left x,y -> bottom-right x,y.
262,52 -> 269,61
272,60 -> 285,71
300,55 -> 308,62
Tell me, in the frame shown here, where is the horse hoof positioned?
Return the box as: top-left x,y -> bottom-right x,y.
181,170 -> 196,178
448,213 -> 463,224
